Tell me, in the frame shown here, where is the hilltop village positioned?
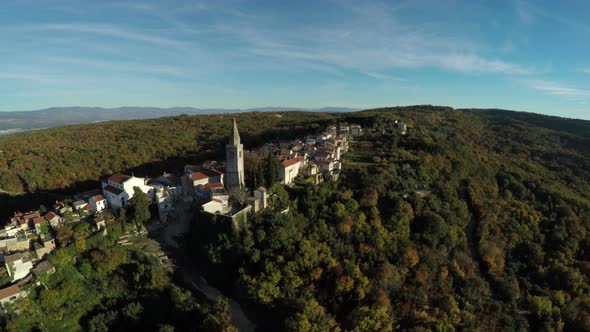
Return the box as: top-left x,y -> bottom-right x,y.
0,118 -> 403,311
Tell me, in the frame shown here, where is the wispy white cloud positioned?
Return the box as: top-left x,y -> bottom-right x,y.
364,71 -> 407,81
512,0 -> 590,32
212,1 -> 536,76
42,56 -> 190,76
7,1 -> 536,78
0,73 -> 55,82
27,23 -> 188,48
528,79 -> 590,98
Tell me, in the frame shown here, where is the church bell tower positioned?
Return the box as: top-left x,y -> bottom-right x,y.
225,118 -> 245,190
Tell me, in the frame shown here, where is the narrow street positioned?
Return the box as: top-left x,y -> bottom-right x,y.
152,199 -> 256,332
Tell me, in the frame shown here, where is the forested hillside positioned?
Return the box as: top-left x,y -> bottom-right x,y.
1,106 -> 589,330
0,111 -> 336,194
0,213 -> 236,331
190,107 -> 590,330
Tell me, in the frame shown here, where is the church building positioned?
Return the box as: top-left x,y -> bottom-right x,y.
225,118 -> 245,190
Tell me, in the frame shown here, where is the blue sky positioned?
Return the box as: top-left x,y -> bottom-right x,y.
1,0 -> 589,119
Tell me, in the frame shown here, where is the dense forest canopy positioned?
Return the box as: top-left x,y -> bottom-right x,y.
1,106 -> 589,330
0,213 -> 236,331
192,106 -> 589,331
0,111 -> 337,194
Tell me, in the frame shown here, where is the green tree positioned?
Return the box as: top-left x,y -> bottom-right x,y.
266,152 -> 279,186
412,211 -> 448,248
130,187 -> 151,226
286,299 -> 341,332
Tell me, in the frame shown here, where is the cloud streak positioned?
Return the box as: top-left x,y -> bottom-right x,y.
28,23 -> 188,48
213,1 -> 536,76
42,56 -> 190,77
528,80 -> 590,98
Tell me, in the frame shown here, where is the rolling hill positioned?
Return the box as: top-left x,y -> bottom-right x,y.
1,106 -> 590,330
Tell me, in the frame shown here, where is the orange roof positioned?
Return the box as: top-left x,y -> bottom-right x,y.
91,195 -> 105,202
33,216 -> 46,224
282,157 -> 301,168
108,173 -> 131,184
202,182 -> 224,190
190,172 -> 209,181
23,212 -> 40,221
44,212 -> 59,221
0,285 -> 20,300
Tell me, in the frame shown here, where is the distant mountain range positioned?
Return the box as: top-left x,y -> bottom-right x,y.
0,106 -> 360,135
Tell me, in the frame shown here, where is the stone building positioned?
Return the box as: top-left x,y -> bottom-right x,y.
225,119 -> 245,191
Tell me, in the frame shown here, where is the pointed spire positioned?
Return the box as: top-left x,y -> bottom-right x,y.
230,118 -> 240,145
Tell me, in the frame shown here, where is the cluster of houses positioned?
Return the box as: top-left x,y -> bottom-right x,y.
0,118 -> 364,311
0,194 -> 110,310
99,120 -> 361,224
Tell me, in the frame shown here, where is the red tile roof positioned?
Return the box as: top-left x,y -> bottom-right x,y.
91,195 -> 106,202
108,173 -> 131,184
23,212 -> 40,221
189,172 -> 209,181
282,157 -> 301,168
104,185 -> 124,195
44,212 -> 59,221
0,284 -> 20,300
202,182 -> 224,190
32,216 -> 46,224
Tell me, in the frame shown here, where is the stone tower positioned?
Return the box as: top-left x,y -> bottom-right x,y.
225,118 -> 245,190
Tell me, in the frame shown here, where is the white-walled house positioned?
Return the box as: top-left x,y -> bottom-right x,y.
88,195 -> 108,213
102,174 -> 154,212
202,197 -> 228,214
0,285 -> 25,311
44,212 -> 62,228
181,170 -> 224,196
351,124 -> 364,136
5,252 -> 33,282
279,157 -> 302,185
314,152 -> 331,162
